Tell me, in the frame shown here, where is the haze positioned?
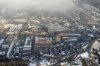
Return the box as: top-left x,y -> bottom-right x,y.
0,0 -> 76,12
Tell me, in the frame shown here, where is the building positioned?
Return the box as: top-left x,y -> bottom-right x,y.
34,36 -> 53,52
13,18 -> 27,24
56,32 -> 81,43
0,23 -> 5,33
22,36 -> 33,56
0,58 -> 28,66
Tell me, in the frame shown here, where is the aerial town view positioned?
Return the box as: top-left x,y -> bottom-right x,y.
0,0 -> 100,66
